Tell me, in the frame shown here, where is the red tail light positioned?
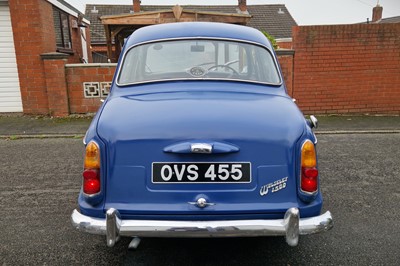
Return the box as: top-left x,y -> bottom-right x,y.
301,140 -> 318,193
83,141 -> 101,195
83,169 -> 100,194
301,167 -> 318,192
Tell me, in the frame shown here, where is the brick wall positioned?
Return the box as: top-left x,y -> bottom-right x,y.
41,54 -> 70,116
62,59 -> 292,115
66,64 -> 116,113
276,51 -> 294,96
276,40 -> 293,49
9,12 -> 400,116
9,0 -> 93,115
9,0 -> 54,114
292,24 -> 400,114
64,60 -> 291,115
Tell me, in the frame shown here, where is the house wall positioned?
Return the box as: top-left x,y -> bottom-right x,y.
0,1 -> 23,112
8,0 -> 92,115
9,0 -> 53,114
85,26 -> 93,63
292,23 -> 400,114
68,15 -> 93,63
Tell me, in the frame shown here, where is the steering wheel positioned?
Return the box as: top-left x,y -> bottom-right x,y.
208,65 -> 239,75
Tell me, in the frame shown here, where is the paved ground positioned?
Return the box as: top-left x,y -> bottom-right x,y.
0,115 -> 92,136
315,115 -> 400,132
0,134 -> 399,265
0,115 -> 399,136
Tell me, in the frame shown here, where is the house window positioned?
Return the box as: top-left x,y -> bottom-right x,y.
53,8 -> 72,52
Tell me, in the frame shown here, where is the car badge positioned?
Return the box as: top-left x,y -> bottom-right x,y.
260,177 -> 288,196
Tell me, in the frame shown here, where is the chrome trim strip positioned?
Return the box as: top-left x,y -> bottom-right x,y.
115,37 -> 283,87
127,37 -> 271,51
191,143 -> 212,154
116,77 -> 281,88
71,208 -> 333,247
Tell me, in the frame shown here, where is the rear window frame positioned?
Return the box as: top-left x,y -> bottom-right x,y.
115,37 -> 283,87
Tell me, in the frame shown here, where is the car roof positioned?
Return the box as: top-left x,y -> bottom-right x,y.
124,22 -> 273,49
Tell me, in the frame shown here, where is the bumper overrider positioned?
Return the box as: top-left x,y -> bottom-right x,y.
71,208 -> 333,247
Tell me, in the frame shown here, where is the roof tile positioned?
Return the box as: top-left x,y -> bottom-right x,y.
85,4 -> 297,43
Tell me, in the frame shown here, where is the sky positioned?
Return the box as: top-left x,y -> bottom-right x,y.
66,0 -> 400,25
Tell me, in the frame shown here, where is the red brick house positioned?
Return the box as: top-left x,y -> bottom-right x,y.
1,1 -> 397,116
85,0 -> 298,62
0,0 -> 91,114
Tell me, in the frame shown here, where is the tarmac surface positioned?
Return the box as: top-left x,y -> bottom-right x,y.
0,114 -> 399,265
0,114 -> 399,136
0,115 -> 92,137
0,134 -> 399,265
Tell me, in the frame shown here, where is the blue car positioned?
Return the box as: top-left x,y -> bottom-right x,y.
71,22 -> 333,248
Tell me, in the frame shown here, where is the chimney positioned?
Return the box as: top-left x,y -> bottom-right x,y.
238,0 -> 247,12
133,0 -> 141,13
372,4 -> 383,22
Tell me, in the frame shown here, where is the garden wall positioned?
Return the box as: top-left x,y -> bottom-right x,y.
65,64 -> 116,114
40,22 -> 400,117
292,23 -> 400,114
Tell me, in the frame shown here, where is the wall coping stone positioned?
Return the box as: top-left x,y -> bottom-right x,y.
40,52 -> 70,60
65,63 -> 117,68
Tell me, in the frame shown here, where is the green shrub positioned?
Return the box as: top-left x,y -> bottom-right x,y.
261,30 -> 278,50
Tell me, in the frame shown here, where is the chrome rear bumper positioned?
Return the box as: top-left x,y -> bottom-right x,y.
71,208 -> 333,247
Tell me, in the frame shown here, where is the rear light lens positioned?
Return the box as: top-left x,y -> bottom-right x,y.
301,140 -> 318,193
301,167 -> 318,192
83,141 -> 101,195
301,141 -> 317,168
83,169 -> 100,194
84,142 -> 100,169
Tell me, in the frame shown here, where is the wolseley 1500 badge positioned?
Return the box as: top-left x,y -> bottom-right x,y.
71,22 -> 333,249
260,177 -> 288,196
